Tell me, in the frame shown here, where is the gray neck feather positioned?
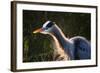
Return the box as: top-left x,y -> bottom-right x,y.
51,25 -> 70,47
49,25 -> 74,59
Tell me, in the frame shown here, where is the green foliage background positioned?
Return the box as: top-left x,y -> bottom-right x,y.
23,10 -> 91,62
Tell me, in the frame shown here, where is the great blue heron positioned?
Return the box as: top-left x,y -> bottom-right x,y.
33,21 -> 91,61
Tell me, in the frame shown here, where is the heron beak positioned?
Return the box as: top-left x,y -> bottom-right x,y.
33,28 -> 43,33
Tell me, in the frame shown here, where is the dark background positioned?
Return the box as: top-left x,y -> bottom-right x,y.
23,10 -> 91,62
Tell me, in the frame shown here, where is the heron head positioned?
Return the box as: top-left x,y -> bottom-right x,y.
33,21 -> 55,34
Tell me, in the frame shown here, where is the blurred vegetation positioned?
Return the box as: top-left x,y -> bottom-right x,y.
23,10 -> 91,62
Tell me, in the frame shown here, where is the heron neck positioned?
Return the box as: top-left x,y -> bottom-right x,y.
51,25 -> 70,49
49,25 -> 74,59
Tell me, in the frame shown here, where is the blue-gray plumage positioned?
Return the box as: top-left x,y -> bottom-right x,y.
33,21 -> 91,60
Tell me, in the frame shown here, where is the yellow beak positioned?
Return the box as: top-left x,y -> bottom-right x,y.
33,28 -> 43,33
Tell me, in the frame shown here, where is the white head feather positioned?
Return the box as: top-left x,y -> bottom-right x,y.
43,21 -> 51,28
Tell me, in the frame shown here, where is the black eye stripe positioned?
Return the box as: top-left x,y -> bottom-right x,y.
46,21 -> 54,28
